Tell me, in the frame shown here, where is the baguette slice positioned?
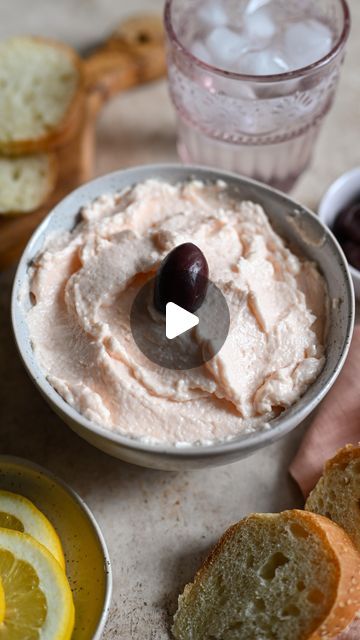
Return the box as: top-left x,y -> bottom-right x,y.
0,153 -> 57,214
0,37 -> 83,155
172,510 -> 360,640
306,444 -> 360,554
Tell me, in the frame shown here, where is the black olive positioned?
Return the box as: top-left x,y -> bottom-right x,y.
333,202 -> 360,244
341,240 -> 360,271
154,243 -> 209,314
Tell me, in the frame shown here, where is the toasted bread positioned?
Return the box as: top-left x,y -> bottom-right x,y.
172,510 -> 360,640
0,153 -> 57,214
0,36 -> 83,155
306,444 -> 360,553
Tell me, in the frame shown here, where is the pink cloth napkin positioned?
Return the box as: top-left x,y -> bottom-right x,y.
290,325 -> 360,640
290,324 -> 360,497
336,620 -> 360,640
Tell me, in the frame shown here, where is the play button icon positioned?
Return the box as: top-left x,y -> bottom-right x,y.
130,241 -> 229,370
130,276 -> 230,370
166,302 -> 199,340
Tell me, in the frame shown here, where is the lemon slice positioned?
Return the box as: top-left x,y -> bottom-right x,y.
0,491 -> 65,569
0,578 -> 4,625
0,528 -> 74,639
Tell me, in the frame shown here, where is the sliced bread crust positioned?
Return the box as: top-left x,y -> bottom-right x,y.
306,444 -> 360,554
0,36 -> 84,155
172,510 -> 360,640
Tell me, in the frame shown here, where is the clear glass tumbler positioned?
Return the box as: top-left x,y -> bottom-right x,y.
164,0 -> 350,191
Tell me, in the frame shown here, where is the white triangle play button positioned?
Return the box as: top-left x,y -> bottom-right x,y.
165,302 -> 199,340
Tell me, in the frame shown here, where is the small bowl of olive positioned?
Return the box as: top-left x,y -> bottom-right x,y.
319,167 -> 360,299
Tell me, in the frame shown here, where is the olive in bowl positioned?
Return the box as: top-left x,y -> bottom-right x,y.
319,167 -> 360,300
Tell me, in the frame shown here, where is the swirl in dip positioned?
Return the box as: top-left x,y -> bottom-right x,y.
27,180 -> 327,445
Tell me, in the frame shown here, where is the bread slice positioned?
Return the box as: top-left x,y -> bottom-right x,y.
0,37 -> 83,155
306,444 -> 360,553
172,510 -> 360,640
0,153 -> 57,214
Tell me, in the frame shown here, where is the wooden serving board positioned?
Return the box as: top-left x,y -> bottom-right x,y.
0,15 -> 166,270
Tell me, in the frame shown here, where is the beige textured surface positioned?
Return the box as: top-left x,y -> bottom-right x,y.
0,1 -> 359,638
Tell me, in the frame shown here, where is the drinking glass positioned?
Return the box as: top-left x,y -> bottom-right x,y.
164,0 -> 350,191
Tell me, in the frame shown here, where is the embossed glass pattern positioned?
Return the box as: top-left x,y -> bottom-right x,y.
164,0 -> 350,191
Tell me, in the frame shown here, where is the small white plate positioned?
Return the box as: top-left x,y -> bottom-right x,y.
0,456 -> 112,639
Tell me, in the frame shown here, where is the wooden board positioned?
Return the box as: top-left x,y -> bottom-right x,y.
0,15 -> 166,269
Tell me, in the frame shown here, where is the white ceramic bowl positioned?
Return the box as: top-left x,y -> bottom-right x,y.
319,167 -> 360,299
12,165 -> 355,470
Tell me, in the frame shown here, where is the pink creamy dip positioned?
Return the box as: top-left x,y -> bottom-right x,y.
26,180 -> 328,445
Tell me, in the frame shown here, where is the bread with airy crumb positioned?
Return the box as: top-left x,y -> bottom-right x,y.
306,444 -> 360,554
0,153 -> 57,214
0,36 -> 83,155
172,510 -> 360,640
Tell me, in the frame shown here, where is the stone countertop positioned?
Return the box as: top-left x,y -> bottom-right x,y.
0,1 -> 359,638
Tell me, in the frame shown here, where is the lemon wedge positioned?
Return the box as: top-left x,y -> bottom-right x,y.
0,528 -> 74,639
0,491 -> 65,569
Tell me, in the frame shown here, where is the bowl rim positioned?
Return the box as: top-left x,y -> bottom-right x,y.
11,163 -> 355,461
318,165 -> 360,283
164,0 -> 351,83
0,454 -> 112,639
